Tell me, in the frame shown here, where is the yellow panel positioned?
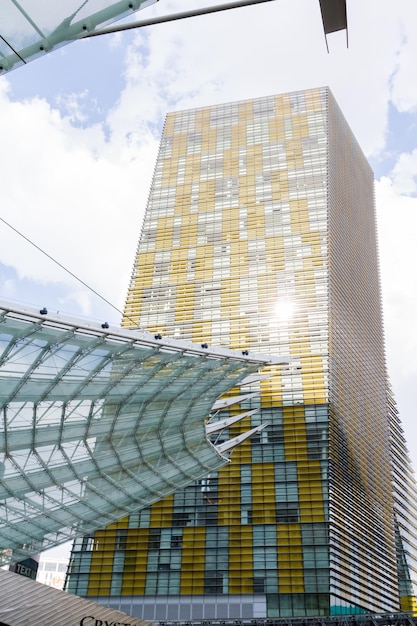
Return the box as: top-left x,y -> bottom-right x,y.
277,523 -> 304,593
283,407 -> 308,463
305,89 -> 323,111
252,462 -> 276,524
218,464 -> 241,526
150,495 -> 174,527
163,113 -> 175,135
194,107 -> 210,131
298,460 -> 326,523
87,529 -> 116,596
274,95 -> 291,116
222,206 -> 240,223
239,99 -> 254,119
121,529 -> 149,595
401,595 -> 417,617
260,369 -> 283,405
269,114 -> 286,135
291,114 -> 309,139
229,526 -> 253,594
271,170 -> 289,199
206,127 -> 217,151
106,516 -> 129,530
180,527 -> 206,594
229,439 -> 252,465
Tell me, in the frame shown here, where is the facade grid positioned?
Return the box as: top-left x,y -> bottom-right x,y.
66,87 -> 417,620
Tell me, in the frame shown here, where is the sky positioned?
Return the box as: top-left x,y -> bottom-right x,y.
0,0 -> 416,557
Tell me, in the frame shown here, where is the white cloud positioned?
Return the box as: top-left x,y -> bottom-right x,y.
376,176 -> 417,464
0,79 -> 159,316
1,278 -> 17,298
55,90 -> 97,123
389,0 -> 417,113
376,178 -> 417,377
390,149 -> 417,194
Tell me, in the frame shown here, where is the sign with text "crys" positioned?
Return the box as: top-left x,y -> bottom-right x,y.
80,618 -> 137,626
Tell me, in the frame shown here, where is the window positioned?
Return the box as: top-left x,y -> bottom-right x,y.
148,529 -> 161,550
166,534 -> 180,550
204,571 -> 226,594
115,529 -> 127,551
172,512 -> 191,527
276,505 -> 299,524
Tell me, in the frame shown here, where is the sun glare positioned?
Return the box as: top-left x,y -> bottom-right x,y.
273,300 -> 296,322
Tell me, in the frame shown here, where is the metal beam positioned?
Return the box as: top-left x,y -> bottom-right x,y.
81,0 -> 279,38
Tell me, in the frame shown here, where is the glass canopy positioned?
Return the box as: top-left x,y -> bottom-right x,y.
0,0 -> 157,73
0,301 -> 285,565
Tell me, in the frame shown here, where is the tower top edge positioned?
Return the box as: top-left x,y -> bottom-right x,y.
165,86 -> 332,118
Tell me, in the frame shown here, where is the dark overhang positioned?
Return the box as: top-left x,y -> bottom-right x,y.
319,0 -> 347,35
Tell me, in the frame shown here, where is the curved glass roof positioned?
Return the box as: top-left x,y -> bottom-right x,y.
0,301 -> 284,565
0,0 -> 156,74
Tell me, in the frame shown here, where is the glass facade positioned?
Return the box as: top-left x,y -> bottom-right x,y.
67,88 -> 417,618
0,0 -> 156,74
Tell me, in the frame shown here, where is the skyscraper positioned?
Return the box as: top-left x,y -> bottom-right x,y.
66,87 -> 417,620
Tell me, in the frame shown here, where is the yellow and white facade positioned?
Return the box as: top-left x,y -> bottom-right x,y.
67,88 -> 417,619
